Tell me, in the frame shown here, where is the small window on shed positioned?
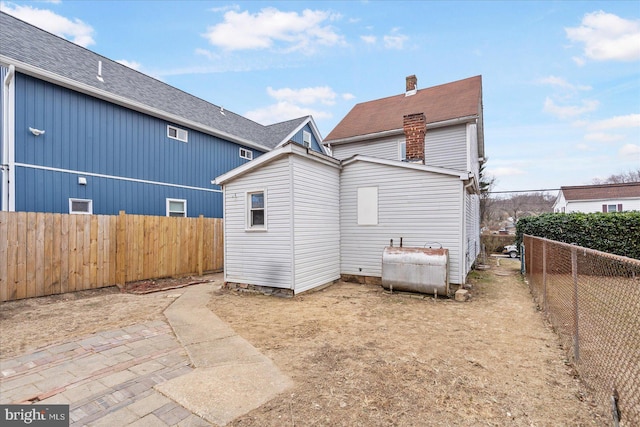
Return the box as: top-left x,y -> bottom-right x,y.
167,199 -> 187,217
69,198 -> 93,215
167,125 -> 188,142
247,191 -> 266,230
357,187 -> 378,225
240,148 -> 253,160
303,131 -> 311,148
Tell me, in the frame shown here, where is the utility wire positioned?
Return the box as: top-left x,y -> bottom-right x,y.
488,188 -> 559,194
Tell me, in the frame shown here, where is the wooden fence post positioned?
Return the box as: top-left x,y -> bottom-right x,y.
197,214 -> 204,276
116,210 -> 126,287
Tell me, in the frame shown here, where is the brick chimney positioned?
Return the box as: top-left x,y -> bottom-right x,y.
403,113 -> 426,164
405,75 -> 417,96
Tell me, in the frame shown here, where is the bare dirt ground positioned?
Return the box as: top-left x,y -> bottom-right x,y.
0,259 -> 603,426
210,258 -> 603,426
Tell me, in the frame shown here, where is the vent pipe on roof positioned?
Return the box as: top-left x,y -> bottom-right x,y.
97,60 -> 104,82
405,75 -> 417,97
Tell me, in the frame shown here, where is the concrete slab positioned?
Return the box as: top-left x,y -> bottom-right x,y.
156,362 -> 292,427
160,282 -> 293,426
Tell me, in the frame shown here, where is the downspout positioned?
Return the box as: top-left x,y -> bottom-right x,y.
2,64 -> 15,211
460,177 -> 475,285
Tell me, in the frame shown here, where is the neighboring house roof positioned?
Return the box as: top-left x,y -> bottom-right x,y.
214,141 -> 340,186
559,182 -> 640,202
0,12 -> 320,153
324,75 -> 483,154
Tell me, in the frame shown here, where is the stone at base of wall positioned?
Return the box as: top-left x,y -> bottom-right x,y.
454,289 -> 470,302
340,274 -> 383,286
224,282 -> 294,298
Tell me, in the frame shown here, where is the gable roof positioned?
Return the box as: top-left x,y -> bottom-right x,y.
0,12 -> 318,152
214,141 -> 340,186
560,182 -> 640,201
324,75 -> 483,146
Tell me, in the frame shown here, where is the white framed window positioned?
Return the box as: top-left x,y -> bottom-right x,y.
167,125 -> 188,142
240,148 -> 253,160
357,187 -> 378,225
69,198 -> 93,215
398,140 -> 406,161
604,204 -> 622,213
166,198 -> 187,217
246,190 -> 266,230
302,130 -> 311,148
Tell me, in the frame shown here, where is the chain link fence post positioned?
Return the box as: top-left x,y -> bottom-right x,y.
571,246 -> 580,363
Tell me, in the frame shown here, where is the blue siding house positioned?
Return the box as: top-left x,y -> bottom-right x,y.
0,12 -> 325,217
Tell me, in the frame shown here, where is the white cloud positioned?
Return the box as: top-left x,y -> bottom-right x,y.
342,93 -> 355,101
116,60 -> 141,71
202,7 -> 345,53
194,48 -> 219,61
575,143 -> 596,151
489,167 -> 526,177
566,11 -> 640,62
572,56 -> 586,66
267,86 -> 337,106
245,101 -> 331,125
209,4 -> 240,13
588,114 -> 640,130
383,28 -> 408,49
584,132 -> 624,143
538,76 -> 591,91
0,2 -> 95,47
543,97 -> 599,119
619,144 -> 640,156
360,35 -> 376,44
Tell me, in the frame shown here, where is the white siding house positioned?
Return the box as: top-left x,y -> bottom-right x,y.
340,156 -> 472,284
216,74 -> 485,295
215,143 -> 341,295
553,183 -> 640,213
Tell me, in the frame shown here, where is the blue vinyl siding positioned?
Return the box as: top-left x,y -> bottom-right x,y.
13,73 -> 262,216
14,167 -> 223,217
291,123 -> 323,153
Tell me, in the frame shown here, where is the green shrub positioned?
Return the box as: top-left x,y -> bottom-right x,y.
516,212 -> 640,260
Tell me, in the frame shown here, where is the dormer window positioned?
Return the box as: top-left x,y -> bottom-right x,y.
167,125 -> 188,142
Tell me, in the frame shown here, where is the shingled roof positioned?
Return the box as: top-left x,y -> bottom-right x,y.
324,75 -> 483,145
560,182 -> 640,201
0,12 -> 310,151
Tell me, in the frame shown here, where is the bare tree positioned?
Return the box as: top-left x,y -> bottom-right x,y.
592,168 -> 640,184
479,165 -> 496,228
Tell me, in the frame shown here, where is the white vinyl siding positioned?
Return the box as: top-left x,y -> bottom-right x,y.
465,192 -> 480,275
223,158 -> 293,289
292,156 -> 341,293
424,124 -> 467,171
340,160 -> 465,284
563,199 -> 640,213
331,135 -> 401,161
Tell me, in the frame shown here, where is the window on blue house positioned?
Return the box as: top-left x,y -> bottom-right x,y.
69,198 -> 93,214
167,125 -> 188,142
167,199 -> 187,217
303,131 -> 311,148
240,148 -> 253,160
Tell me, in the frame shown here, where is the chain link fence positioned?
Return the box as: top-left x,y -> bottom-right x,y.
523,235 -> 640,426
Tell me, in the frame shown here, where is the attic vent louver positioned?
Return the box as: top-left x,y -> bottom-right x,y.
97,60 -> 104,82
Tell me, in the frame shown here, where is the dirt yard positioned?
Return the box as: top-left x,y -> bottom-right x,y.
0,259 -> 603,425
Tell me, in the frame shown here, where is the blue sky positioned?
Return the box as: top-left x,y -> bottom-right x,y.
2,0 -> 639,193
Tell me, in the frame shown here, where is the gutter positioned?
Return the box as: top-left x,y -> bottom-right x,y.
324,115 -> 479,147
1,64 -> 15,211
0,55 -> 272,153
